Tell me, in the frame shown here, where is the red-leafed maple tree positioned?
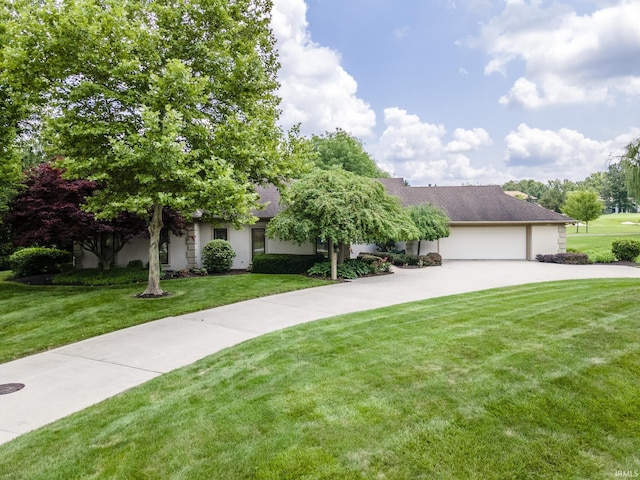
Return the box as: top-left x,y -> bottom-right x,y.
5,163 -> 185,269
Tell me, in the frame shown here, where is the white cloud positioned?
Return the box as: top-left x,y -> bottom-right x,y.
372,108 -> 503,185
504,123 -> 640,180
271,0 -> 376,137
472,1 -> 640,108
446,127 -> 493,153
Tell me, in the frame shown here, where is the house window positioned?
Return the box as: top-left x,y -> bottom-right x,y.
213,228 -> 228,241
159,228 -> 169,265
252,228 -> 265,259
316,237 -> 329,258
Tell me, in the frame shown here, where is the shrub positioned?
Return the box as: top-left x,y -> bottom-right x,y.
251,254 -> 324,274
52,266 -> 161,286
611,239 -> 640,262
585,251 -> 616,264
357,254 -> 392,274
127,259 -> 144,269
201,239 -> 236,273
426,252 -> 442,266
9,247 -> 72,277
535,252 -> 589,265
307,258 -> 375,279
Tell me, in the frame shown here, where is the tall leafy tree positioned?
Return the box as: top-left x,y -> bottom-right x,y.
562,190 -> 603,233
5,163 -> 186,269
267,169 -> 418,280
576,171 -> 606,194
622,137 -> 640,205
539,179 -> 575,212
602,163 -> 635,213
311,129 -> 389,178
0,6 -> 23,219
3,0 -> 308,296
407,203 -> 450,255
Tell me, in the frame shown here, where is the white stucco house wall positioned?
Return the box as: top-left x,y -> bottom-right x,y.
74,179 -> 572,270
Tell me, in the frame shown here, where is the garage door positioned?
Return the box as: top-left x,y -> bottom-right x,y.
439,226 -> 527,260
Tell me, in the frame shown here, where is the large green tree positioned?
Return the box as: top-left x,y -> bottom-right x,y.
407,203 -> 450,255
622,137 -> 640,205
562,190 -> 603,233
0,5 -> 23,219
2,0 -> 308,296
267,169 -> 418,280
311,129 -> 389,178
539,179 -> 576,212
602,163 -> 635,213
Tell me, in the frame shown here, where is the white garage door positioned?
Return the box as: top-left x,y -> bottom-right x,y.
439,226 -> 527,260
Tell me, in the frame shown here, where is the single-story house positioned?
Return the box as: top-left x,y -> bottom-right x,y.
73,179 -> 573,270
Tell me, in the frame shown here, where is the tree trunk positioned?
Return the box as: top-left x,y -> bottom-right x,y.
330,240 -> 338,281
140,204 -> 165,297
417,239 -> 422,256
337,242 -> 350,264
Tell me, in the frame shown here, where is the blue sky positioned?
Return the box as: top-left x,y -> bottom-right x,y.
270,0 -> 640,186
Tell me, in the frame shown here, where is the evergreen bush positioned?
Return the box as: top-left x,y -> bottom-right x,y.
201,240 -> 236,273
251,254 -> 324,274
9,247 -> 72,277
611,239 -> 640,262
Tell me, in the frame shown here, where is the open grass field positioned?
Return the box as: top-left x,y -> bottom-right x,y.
0,272 -> 330,363
566,212 -> 640,255
1,279 -> 638,479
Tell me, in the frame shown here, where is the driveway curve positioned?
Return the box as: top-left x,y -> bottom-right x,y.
1,260 -> 639,444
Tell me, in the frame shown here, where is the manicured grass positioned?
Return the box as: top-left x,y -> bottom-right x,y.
0,272 -> 330,363
1,279 -> 639,479
567,213 -> 640,255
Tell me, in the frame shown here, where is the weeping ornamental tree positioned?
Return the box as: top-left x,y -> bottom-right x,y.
623,137 -> 640,203
2,0 -> 307,296
407,203 -> 450,255
267,169 -> 419,280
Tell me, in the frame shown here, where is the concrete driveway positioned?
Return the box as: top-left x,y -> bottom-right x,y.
1,260 -> 639,445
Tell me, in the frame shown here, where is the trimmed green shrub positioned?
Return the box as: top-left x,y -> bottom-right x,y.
9,247 -> 71,277
127,259 -> 144,269
535,252 -> 589,265
307,258 -> 374,280
251,254 -> 324,274
201,239 -> 236,273
585,251 -> 616,264
53,266 -> 160,286
611,239 -> 640,262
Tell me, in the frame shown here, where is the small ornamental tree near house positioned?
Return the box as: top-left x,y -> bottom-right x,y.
4,163 -> 186,270
561,190 -> 603,233
3,0 -> 308,297
407,203 -> 450,255
266,169 -> 419,280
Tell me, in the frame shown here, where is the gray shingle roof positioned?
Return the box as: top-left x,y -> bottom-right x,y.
253,184 -> 283,218
376,178 -> 572,224
253,178 -> 572,224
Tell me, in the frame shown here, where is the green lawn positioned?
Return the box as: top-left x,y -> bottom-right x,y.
566,212 -> 640,255
0,272 -> 330,363
1,279 -> 639,479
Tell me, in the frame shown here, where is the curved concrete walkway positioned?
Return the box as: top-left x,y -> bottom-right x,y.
1,261 -> 639,445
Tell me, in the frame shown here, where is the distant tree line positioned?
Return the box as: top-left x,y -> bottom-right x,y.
502,162 -> 637,214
